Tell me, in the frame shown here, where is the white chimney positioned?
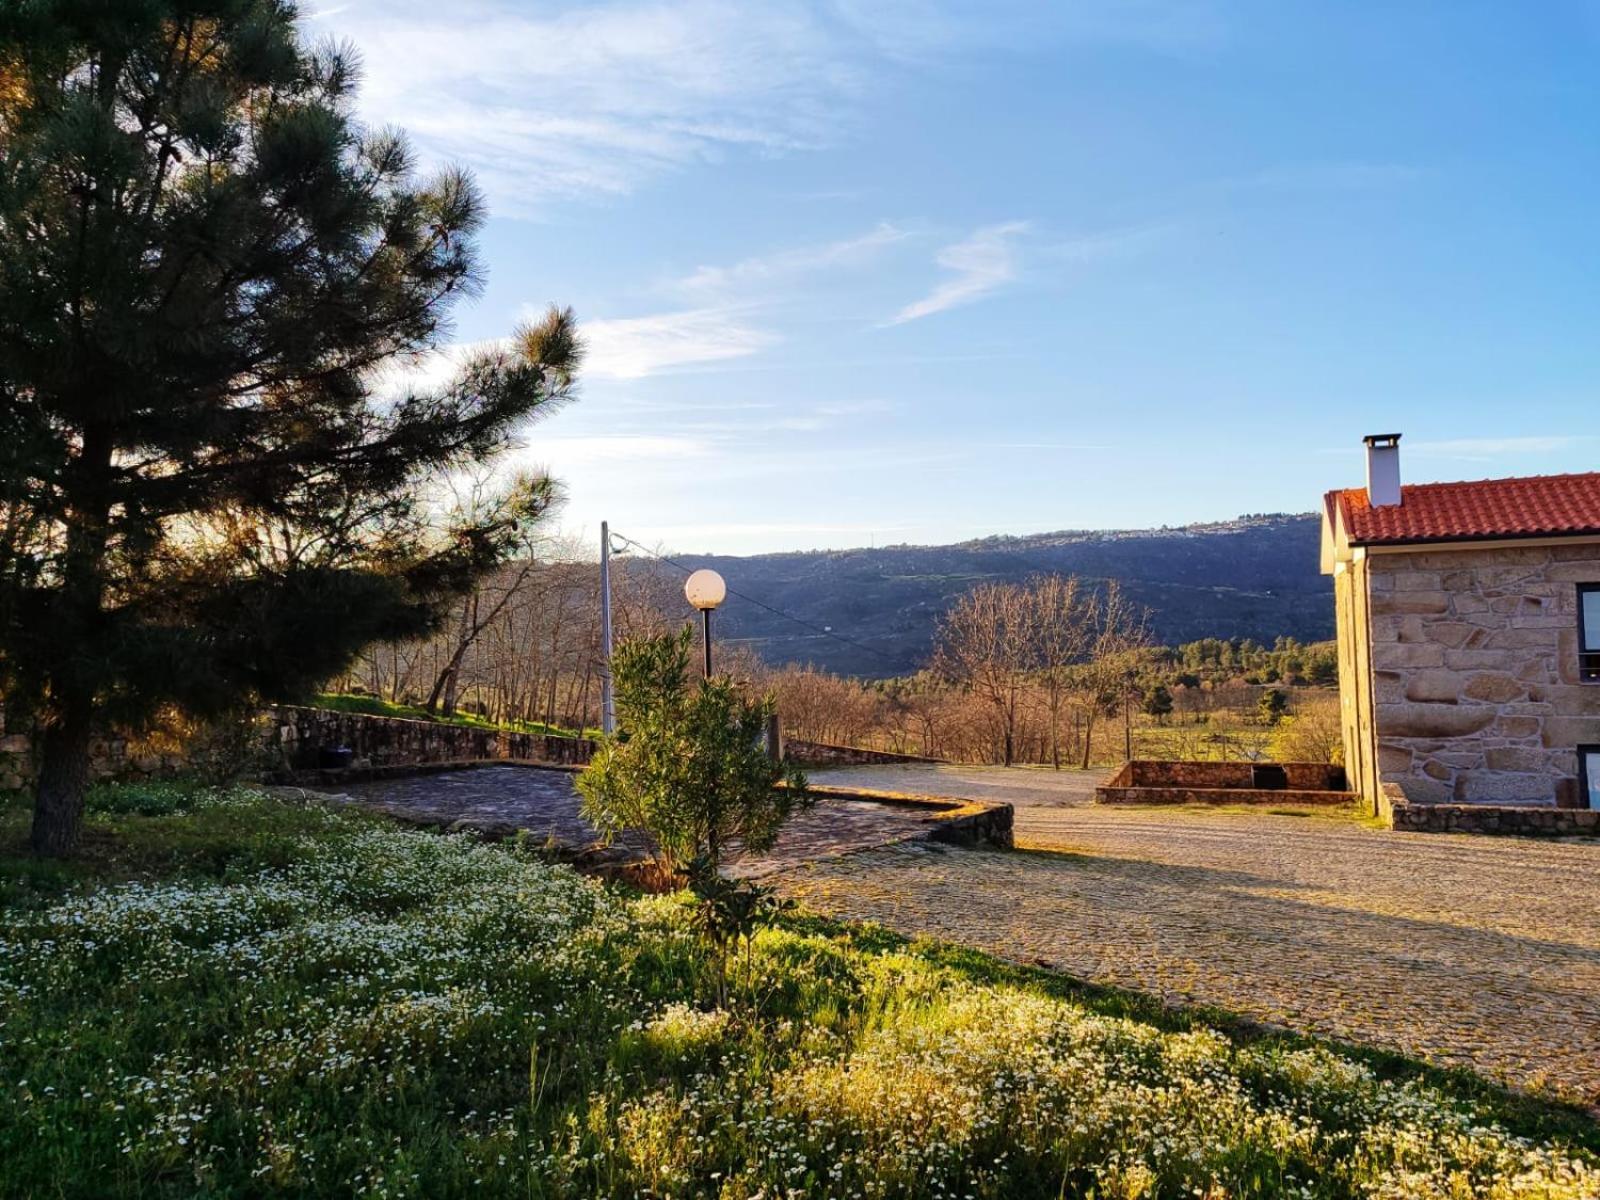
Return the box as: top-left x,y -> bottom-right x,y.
1364,433 -> 1402,507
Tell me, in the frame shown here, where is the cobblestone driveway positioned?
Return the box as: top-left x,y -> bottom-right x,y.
781,767 -> 1600,1105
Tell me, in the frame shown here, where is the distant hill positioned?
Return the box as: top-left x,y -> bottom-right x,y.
661,514 -> 1331,677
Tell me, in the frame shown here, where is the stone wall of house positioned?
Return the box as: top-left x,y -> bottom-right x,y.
1366,542 -> 1600,806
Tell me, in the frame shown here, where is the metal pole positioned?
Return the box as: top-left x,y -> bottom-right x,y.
599,521 -> 615,734
1123,673 -> 1134,761
701,608 -> 713,679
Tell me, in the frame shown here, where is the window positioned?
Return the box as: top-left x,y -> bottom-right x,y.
1583,746 -> 1600,811
1582,584 -> 1600,683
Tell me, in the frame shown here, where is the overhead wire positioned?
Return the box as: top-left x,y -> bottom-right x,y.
607,529 -> 903,667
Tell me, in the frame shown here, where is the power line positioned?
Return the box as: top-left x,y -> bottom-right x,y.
607,529 -> 903,667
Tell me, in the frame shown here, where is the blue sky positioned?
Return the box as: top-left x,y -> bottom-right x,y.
311,0 -> 1600,555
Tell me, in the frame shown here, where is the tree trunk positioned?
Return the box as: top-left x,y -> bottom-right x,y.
31,704 -> 94,857
33,424 -> 115,856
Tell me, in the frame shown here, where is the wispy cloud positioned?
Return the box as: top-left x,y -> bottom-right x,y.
1407,435 -> 1594,462
310,0 -> 859,216
888,221 -> 1030,324
519,434 -> 711,466
830,0 -> 1226,61
583,308 -> 777,379
311,2 -> 1229,217
674,223 -> 910,296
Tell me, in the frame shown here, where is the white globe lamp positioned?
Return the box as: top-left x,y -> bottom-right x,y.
684,569 -> 726,612
684,569 -> 726,677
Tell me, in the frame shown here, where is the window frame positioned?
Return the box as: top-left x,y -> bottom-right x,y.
1580,584 -> 1600,683
1581,745 -> 1600,812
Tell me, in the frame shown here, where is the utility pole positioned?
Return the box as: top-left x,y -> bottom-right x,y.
599,520 -> 615,735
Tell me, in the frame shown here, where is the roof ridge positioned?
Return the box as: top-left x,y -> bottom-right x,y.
1330,469 -> 1600,546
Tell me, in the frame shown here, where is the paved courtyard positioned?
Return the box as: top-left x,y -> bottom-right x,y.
782,765 -> 1600,1106
323,765 -> 945,874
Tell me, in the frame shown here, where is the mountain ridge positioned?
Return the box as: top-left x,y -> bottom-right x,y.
658,513 -> 1331,677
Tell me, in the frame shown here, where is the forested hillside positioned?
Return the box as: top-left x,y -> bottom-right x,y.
665,514 -> 1329,676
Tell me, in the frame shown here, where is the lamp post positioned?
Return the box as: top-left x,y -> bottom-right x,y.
599,521 -> 616,734
684,569 -> 726,679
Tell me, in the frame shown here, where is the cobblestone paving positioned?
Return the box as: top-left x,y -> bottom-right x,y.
325,766 -> 938,871
778,769 -> 1600,1105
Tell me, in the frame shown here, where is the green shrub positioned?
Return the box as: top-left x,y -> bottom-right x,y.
578,628 -> 808,888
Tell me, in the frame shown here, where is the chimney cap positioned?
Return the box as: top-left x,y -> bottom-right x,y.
1363,433 -> 1402,448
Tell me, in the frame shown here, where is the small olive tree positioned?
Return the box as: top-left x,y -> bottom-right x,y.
578,628 -> 808,889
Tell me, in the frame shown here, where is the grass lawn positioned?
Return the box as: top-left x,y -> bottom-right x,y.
2,785 -> 1597,1199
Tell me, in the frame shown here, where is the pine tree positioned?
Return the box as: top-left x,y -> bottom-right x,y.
0,1 -> 580,854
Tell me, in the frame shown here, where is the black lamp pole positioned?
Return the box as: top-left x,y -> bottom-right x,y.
701,608 -> 713,679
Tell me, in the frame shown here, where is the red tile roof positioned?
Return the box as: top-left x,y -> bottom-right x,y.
1329,472 -> 1600,546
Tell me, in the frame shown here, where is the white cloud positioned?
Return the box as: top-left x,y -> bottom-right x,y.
583,309 -> 777,379
520,434 -> 710,466
674,223 -> 910,295
311,1 -> 858,215
889,221 -> 1029,324
310,2 -> 1228,217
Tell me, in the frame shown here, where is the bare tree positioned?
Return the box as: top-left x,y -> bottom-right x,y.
1023,575 -> 1095,770
1071,580 -> 1151,769
932,582 -> 1035,766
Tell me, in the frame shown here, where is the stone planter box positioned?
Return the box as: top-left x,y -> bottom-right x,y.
1094,759 -> 1355,807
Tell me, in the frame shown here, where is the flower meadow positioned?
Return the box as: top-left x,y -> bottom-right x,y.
2,787 -> 1597,1199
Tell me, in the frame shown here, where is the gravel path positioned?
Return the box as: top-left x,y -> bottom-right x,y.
779,767 -> 1600,1105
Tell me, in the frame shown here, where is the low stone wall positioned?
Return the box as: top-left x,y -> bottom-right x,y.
0,705 -> 594,793
799,782 -> 1013,849
1106,759 -> 1349,791
1097,785 -> 1355,807
1380,782 -> 1600,836
0,713 -> 185,792
1095,759 -> 1354,807
264,706 -> 594,777
784,740 -> 942,768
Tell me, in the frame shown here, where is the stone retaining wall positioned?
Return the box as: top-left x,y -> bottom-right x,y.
264,706 -> 594,776
799,782 -> 1013,849
1097,785 -> 1355,807
783,740 -> 942,767
1380,782 -> 1600,836
0,705 -> 594,792
1095,759 -> 1355,806
1105,759 -> 1348,791
0,709 -> 185,792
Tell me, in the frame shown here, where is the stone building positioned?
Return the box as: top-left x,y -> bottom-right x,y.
1321,434 -> 1600,822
